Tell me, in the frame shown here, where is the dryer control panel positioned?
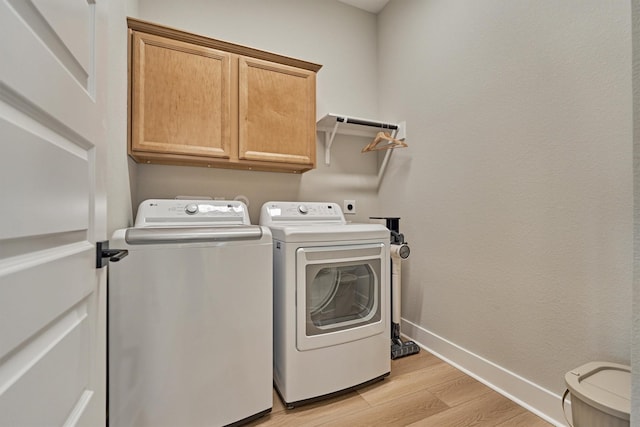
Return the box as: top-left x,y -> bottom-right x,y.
259,201 -> 346,226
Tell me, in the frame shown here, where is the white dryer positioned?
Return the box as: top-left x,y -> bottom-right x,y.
259,201 -> 390,408
109,199 -> 272,427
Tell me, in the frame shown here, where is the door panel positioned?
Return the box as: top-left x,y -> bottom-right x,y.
131,32 -> 232,158
0,0 -> 107,425
0,303 -> 91,426
238,57 -> 316,165
0,110 -> 89,240
31,0 -> 94,77
0,246 -> 93,361
0,1 -> 100,137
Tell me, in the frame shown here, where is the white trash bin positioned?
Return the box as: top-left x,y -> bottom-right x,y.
563,361 -> 630,427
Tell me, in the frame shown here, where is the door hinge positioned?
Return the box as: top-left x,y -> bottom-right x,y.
96,240 -> 129,268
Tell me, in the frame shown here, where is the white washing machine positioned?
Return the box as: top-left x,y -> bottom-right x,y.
259,201 -> 390,408
109,199 -> 272,427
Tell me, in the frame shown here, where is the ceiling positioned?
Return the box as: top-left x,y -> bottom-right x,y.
337,0 -> 389,14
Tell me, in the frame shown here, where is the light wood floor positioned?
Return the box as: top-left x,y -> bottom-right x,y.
247,349 -> 553,427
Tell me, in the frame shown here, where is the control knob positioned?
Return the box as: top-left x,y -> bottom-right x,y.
185,203 -> 198,215
298,205 -> 308,215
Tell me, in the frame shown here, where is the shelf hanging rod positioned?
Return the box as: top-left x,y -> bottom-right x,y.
336,116 -> 399,130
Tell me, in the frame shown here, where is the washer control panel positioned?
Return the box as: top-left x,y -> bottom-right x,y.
259,201 -> 346,226
185,203 -> 199,215
135,199 -> 251,227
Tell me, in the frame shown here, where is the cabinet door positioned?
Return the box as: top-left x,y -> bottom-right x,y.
131,32 -> 231,158
238,57 -> 316,167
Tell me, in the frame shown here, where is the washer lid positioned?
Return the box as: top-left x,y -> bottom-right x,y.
564,361 -> 630,420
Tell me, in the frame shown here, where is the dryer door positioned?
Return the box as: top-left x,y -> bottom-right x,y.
296,243 -> 387,351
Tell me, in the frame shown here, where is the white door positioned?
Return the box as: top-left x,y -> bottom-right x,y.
0,1 -> 108,425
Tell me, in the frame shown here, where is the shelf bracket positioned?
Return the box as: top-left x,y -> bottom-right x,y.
324,121 -> 340,166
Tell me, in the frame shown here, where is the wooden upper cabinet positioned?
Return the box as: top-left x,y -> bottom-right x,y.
131,32 -> 232,159
127,18 -> 322,173
239,57 -> 316,166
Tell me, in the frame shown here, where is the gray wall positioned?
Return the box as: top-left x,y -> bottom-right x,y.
378,0 -> 632,422
632,0 -> 639,423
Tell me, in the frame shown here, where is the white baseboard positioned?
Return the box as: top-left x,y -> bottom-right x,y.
401,318 -> 569,427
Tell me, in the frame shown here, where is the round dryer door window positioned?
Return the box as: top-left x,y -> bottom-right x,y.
295,243 -> 387,351
305,263 -> 379,335
309,268 -> 340,315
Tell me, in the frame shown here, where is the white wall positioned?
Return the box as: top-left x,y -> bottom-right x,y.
132,0 -> 386,224
107,0 -> 138,234
377,0 -> 633,423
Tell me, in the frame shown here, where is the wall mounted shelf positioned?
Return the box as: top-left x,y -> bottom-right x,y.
316,113 -> 406,189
